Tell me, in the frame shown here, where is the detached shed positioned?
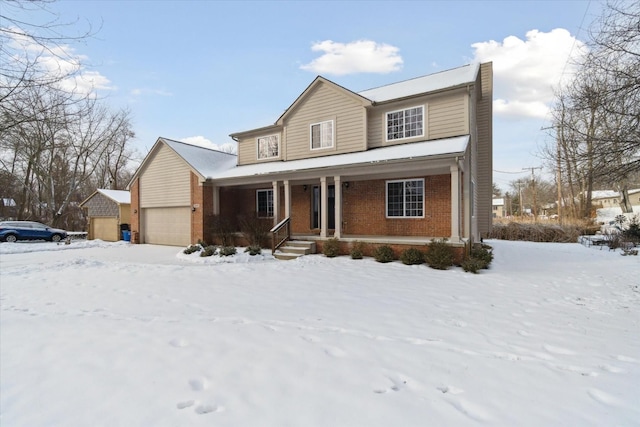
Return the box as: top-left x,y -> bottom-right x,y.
80,189 -> 131,241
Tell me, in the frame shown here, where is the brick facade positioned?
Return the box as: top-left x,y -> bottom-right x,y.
130,178 -> 140,243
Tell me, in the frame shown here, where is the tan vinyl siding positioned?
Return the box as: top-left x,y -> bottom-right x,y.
284,82 -> 365,160
237,136 -> 255,166
140,144 -> 191,207
476,62 -> 493,237
367,90 -> 468,148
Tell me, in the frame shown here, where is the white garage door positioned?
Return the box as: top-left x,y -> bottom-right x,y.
142,207 -> 191,246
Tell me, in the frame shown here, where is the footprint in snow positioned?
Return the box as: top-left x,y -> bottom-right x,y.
324,346 -> 347,358
587,388 -> 622,407
543,344 -> 575,355
189,377 -> 208,391
437,385 -> 464,395
195,403 -> 223,414
169,338 -> 189,348
176,400 -> 195,410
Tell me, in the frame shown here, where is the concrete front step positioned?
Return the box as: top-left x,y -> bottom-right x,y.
274,240 -> 316,260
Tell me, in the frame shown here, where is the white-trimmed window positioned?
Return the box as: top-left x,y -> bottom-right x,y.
386,179 -> 424,218
386,106 -> 424,141
310,120 -> 334,150
256,189 -> 274,218
257,134 -> 279,160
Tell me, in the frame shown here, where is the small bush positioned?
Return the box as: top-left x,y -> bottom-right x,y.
244,245 -> 262,256
183,244 -> 200,255
200,245 -> 217,257
219,246 -> 237,257
238,213 -> 271,247
350,241 -> 365,260
400,247 -> 425,265
470,244 -> 493,268
209,215 -> 236,246
323,238 -> 340,258
461,257 -> 485,274
373,245 -> 394,263
425,239 -> 454,270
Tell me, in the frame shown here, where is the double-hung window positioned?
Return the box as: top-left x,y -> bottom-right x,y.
310,120 -> 334,150
256,189 -> 274,218
386,179 -> 424,218
386,106 -> 424,141
257,135 -> 279,160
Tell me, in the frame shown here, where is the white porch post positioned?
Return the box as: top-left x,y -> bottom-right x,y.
283,180 -> 291,218
334,175 -> 342,238
212,185 -> 220,215
272,180 -> 279,226
320,176 -> 328,238
450,164 -> 460,243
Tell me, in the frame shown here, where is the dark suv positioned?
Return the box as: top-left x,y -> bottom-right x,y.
0,221 -> 68,243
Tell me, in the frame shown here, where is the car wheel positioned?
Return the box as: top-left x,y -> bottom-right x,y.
5,234 -> 17,243
51,234 -> 62,243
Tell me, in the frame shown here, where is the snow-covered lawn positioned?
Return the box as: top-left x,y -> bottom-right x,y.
1,239 -> 638,426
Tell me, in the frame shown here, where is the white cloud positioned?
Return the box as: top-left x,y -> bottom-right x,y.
6,27 -> 114,97
472,28 -> 587,119
300,40 -> 403,75
180,136 -> 237,154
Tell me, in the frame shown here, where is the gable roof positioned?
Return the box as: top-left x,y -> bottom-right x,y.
80,189 -> 130,207
358,63 -> 480,102
98,189 -> 130,204
128,137 -> 238,187
274,76 -> 372,126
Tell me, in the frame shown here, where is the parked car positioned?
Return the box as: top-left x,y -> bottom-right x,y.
0,221 -> 68,243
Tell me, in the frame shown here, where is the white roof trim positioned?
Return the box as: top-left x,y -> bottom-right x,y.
209,135 -> 469,180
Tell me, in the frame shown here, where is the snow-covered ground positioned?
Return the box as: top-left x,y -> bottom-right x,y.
1,239 -> 638,426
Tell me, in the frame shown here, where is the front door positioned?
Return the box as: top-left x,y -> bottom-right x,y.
312,185 -> 335,229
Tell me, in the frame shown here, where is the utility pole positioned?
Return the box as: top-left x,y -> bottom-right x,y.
523,167 -> 542,220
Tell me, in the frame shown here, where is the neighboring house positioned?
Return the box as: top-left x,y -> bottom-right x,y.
591,189 -> 640,208
492,198 -> 505,218
80,189 -> 131,241
129,62 -> 493,258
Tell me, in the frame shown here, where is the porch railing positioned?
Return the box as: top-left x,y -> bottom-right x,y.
270,216 -> 291,254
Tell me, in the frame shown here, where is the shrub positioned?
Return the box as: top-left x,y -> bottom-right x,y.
400,247 -> 425,265
461,244 -> 493,273
209,215 -> 236,246
244,245 -> 262,256
183,244 -> 201,255
373,245 -> 394,263
200,245 -> 217,257
624,215 -> 640,243
238,213 -> 271,247
461,257 -> 485,274
350,241 -> 365,260
219,246 -> 237,257
488,221 -> 586,242
323,238 -> 340,257
424,239 -> 454,270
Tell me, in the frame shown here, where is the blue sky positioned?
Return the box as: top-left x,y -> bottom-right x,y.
20,0 -> 603,191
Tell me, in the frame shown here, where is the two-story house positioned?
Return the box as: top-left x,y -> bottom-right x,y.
128,62 -> 493,259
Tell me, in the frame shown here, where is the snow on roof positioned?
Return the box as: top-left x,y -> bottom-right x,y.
358,63 -> 480,103
591,190 -> 620,199
209,135 -> 469,180
97,189 -> 130,204
2,198 -> 16,207
161,138 -> 238,178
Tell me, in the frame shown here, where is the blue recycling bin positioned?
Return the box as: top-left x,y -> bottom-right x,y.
122,230 -> 131,241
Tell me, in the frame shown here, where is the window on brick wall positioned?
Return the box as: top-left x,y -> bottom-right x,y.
386,179 -> 424,218
256,189 -> 273,218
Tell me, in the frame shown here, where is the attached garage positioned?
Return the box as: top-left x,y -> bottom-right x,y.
80,189 -> 131,241
128,137 -> 237,247
141,207 -> 191,246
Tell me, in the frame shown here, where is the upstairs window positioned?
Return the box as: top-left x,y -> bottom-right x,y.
256,189 -> 274,218
310,120 -> 334,150
386,106 -> 424,141
386,179 -> 424,218
257,135 -> 279,160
